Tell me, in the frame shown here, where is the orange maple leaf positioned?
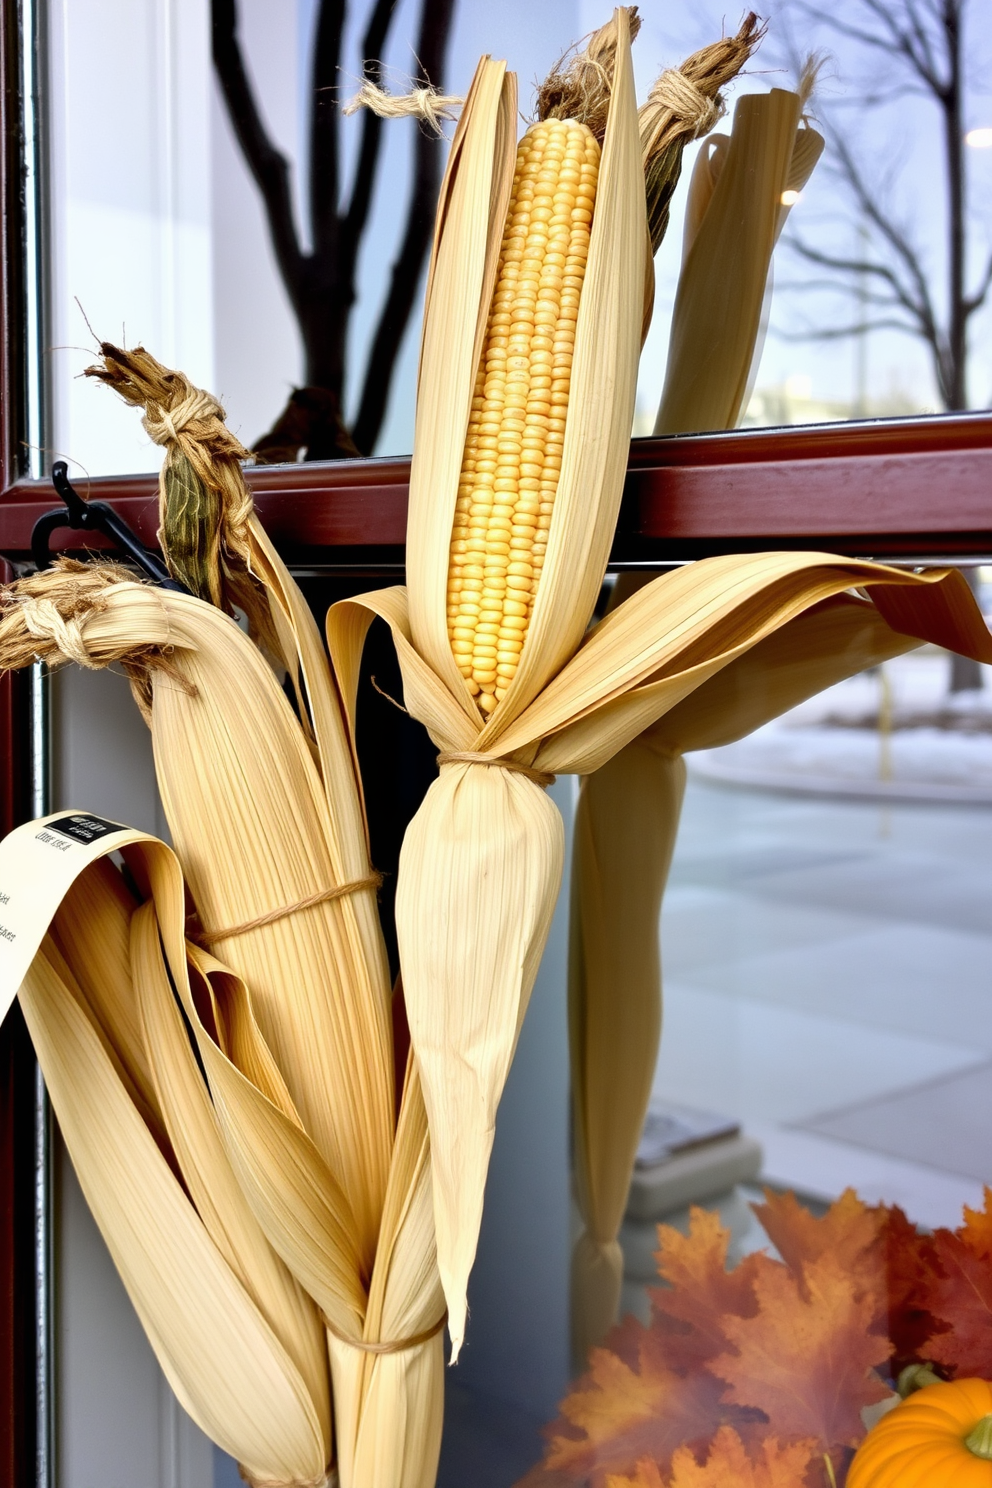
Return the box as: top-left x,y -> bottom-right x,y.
544,1340 -> 760,1485
753,1190 -> 883,1284
648,1209 -> 763,1373
709,1252 -> 891,1455
922,1190 -> 992,1377
958,1188 -> 992,1259
605,1460 -> 666,1488
604,1428 -> 817,1488
877,1204 -> 943,1368
668,1426 -> 816,1488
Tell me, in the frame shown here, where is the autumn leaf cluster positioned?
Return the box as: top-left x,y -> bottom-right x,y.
516,1188 -> 992,1488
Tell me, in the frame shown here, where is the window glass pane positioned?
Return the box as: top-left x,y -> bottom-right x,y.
43,0 -> 992,480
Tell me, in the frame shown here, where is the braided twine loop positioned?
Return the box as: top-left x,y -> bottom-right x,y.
84,343 -> 255,563
0,560 -> 183,718
638,12 -> 764,158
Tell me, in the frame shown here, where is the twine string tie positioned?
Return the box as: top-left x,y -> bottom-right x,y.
321,1308 -> 448,1356
648,67 -> 723,137
192,872 -> 383,946
436,751 -> 555,789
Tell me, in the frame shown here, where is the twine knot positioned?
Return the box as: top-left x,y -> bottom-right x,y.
20,597 -> 99,668
342,81 -> 462,136
322,1309 -> 447,1355
436,752 -> 555,789
647,67 -> 723,138
142,387 -> 226,447
238,1470 -> 335,1488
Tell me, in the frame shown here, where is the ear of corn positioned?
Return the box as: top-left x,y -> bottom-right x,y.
447,116 -> 601,714
335,8 -> 646,1358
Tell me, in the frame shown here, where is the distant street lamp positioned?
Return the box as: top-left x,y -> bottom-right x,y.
964,127 -> 992,147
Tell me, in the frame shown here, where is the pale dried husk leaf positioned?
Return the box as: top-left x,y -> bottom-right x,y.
656,88 -> 824,434
19,894 -> 331,1484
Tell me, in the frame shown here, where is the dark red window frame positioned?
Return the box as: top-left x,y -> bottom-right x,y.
0,2 -> 990,1482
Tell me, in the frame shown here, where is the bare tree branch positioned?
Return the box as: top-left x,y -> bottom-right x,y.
341,0 -> 401,267
785,233 -> 931,330
309,0 -> 346,259
351,0 -> 455,453
773,317 -> 924,340
211,0 -> 305,314
963,244 -> 992,316
826,130 -> 940,337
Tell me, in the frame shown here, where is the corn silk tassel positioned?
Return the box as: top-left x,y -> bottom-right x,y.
324,8 -> 992,1362
0,350 -> 446,1485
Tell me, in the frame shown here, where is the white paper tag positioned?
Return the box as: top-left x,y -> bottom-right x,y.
0,811 -> 147,1021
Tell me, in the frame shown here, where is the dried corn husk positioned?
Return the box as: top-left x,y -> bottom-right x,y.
324,12 -> 644,1357
2,329 -> 454,1486
324,11 -> 992,1362
330,555 -> 992,1364
655,84 -> 824,434
637,13 -> 763,253
1,549 -> 447,1487
3,828 -> 333,1486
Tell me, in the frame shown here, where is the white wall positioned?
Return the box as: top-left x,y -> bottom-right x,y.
48,0 -> 214,476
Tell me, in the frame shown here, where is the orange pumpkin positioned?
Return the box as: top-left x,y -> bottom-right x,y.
849,1378 -> 992,1488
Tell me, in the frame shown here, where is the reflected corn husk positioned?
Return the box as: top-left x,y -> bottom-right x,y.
566,594 -> 932,1361
655,79 -> 824,434
325,11 -> 992,1364
570,67 -> 829,1361
569,742 -> 686,1362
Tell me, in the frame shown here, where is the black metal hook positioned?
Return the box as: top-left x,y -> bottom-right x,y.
30,462 -> 188,592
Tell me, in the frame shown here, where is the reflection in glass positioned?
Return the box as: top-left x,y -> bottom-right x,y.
636,0 -> 992,436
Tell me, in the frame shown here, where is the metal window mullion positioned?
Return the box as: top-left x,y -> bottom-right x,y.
29,659 -> 53,1488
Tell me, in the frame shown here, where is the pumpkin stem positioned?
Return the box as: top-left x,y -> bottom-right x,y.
897,1362 -> 942,1397
823,1453 -> 838,1488
966,1414 -> 992,1460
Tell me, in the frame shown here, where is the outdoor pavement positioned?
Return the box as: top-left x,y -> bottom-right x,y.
654,769 -> 992,1229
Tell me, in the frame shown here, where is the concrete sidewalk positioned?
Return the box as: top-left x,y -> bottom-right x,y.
654,775 -> 992,1229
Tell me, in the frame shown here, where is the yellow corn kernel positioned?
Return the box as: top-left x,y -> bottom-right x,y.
447,116 -> 599,714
